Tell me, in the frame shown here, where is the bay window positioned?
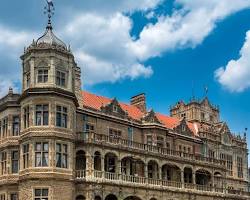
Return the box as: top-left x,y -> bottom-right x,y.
56,143 -> 68,168
56,106 -> 68,128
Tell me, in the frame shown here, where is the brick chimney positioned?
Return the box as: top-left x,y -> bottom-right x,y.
130,93 -> 146,113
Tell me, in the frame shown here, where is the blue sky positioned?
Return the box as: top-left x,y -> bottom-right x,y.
0,0 -> 250,139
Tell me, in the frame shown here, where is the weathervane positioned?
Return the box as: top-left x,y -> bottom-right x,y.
44,0 -> 55,29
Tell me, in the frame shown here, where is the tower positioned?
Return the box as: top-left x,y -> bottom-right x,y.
18,1 -> 81,199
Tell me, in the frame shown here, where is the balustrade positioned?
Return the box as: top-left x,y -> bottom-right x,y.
74,170 -> 250,197
76,132 -> 226,166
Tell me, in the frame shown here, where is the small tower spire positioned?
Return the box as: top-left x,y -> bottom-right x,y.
44,0 -> 55,30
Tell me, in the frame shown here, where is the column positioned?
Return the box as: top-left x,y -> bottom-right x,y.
86,153 -> 93,178
117,159 -> 121,180
101,156 -> 105,178
192,172 -> 196,185
211,174 -> 215,192
181,170 -> 184,188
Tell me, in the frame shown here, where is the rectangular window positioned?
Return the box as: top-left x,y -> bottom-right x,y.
12,116 -> 20,136
2,118 -> 8,138
24,106 -> 30,128
36,105 -> 49,126
56,143 -> 68,168
85,123 -> 94,132
109,128 -> 121,139
23,144 -> 29,169
1,152 -> 7,175
35,142 -> 49,167
237,157 -> 243,178
11,151 -> 19,174
34,188 -> 48,200
56,106 -> 68,128
37,69 -> 48,83
56,71 -> 66,87
10,194 -> 18,200
220,154 -> 233,176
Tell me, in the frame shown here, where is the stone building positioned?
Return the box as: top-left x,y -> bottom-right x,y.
0,3 -> 249,200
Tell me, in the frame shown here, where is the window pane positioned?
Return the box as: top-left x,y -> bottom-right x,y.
42,153 -> 49,166
43,143 -> 49,151
35,189 -> 41,196
42,189 -> 48,196
35,153 -> 41,167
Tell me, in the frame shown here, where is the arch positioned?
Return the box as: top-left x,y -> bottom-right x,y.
105,194 -> 118,200
184,167 -> 193,183
76,150 -> 86,170
95,196 -> 102,200
148,160 -> 159,179
162,163 -> 181,182
76,195 -> 86,200
94,151 -> 102,171
105,153 -> 118,173
124,196 -> 142,200
214,171 -> 222,177
121,157 -> 145,177
195,169 -> 211,185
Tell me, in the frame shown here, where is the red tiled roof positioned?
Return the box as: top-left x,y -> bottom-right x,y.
82,91 -> 144,120
82,91 -> 198,136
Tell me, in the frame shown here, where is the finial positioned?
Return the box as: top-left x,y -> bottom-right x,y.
44,0 -> 55,30
8,87 -> 13,94
204,85 -> 208,97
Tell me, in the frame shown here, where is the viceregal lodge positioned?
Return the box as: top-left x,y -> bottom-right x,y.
0,2 -> 249,200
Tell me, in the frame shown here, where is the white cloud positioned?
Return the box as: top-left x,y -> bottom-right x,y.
1,0 -> 250,93
215,31 -> 250,92
64,12 -> 153,85
129,0 -> 250,61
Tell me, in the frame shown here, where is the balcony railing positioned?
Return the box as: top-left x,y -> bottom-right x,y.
76,132 -> 226,167
75,170 -> 250,197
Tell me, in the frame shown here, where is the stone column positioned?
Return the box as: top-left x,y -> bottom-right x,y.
101,156 -> 105,178
181,170 -> 184,188
86,153 -> 93,178
192,172 -> 196,184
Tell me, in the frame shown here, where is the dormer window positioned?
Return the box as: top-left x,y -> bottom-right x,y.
56,71 -> 66,87
37,69 -> 48,83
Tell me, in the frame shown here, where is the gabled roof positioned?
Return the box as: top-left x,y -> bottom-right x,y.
82,91 -> 198,136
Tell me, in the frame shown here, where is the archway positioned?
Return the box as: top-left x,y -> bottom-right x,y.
148,160 -> 159,179
95,196 -> 102,200
76,150 -> 86,170
105,194 -> 118,200
195,169 -> 211,185
184,167 -> 192,183
121,157 -> 144,177
94,151 -> 102,171
124,196 -> 142,200
104,153 -> 117,173
76,195 -> 85,200
162,164 -> 181,182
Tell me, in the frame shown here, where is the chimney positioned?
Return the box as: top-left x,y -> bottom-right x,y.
130,93 -> 146,113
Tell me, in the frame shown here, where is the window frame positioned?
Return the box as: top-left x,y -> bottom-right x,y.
34,142 -> 49,167
12,116 -> 20,136
33,188 -> 49,200
55,143 -> 68,168
23,106 -> 30,129
56,105 -> 68,128
56,70 -> 66,87
11,150 -> 19,174
37,69 -> 48,83
35,104 -> 49,126
23,143 -> 29,169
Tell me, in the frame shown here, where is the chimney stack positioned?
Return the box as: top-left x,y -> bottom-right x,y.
130,93 -> 146,113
